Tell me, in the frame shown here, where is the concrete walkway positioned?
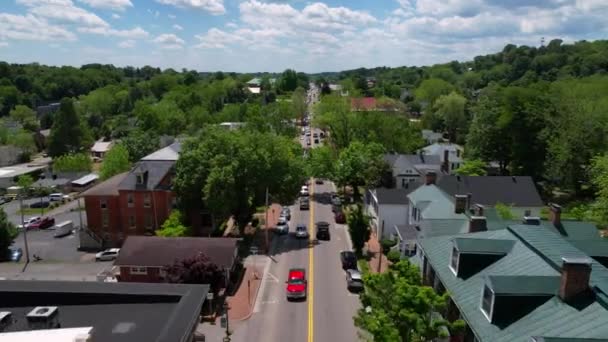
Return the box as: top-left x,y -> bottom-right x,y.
367,232 -> 390,273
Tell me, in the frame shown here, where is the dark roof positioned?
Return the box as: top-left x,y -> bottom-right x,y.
374,186 -> 419,205
453,238 -> 515,254
487,275 -> 559,295
394,224 -> 418,241
118,160 -> 175,191
115,236 -> 239,269
0,280 -> 207,342
81,172 -> 129,196
437,176 -> 543,207
570,240 -> 608,257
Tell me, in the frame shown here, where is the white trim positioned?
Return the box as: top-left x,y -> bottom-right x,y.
480,285 -> 494,322
449,247 -> 459,276
130,266 -> 147,275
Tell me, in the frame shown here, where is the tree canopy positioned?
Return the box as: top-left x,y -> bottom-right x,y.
100,144 -> 131,180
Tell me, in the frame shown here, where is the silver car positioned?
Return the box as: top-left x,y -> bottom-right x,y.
295,224 -> 308,239
346,269 -> 364,292
276,217 -> 289,235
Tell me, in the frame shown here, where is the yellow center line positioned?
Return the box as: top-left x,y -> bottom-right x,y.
308,180 -> 315,342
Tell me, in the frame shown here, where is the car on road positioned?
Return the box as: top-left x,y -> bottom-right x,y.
18,216 -> 41,230
3,247 -> 22,262
345,269 -> 364,292
315,179 -> 323,185
295,224 -> 308,239
49,193 -> 65,201
331,194 -> 341,207
30,201 -> 50,209
305,131 -> 311,136
95,248 -> 120,261
281,207 -> 291,220
276,217 -> 289,235
300,197 -> 309,210
316,221 -> 330,240
335,210 -> 346,224
313,133 -> 318,138
340,251 -> 357,270
28,216 -> 55,230
286,268 -> 307,300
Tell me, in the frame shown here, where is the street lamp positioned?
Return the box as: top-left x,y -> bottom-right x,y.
19,190 -> 30,264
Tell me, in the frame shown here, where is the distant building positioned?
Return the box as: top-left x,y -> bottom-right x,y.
219,122 -> 246,131
35,102 -> 60,118
384,153 -> 443,188
421,130 -> 444,144
90,140 -> 114,160
351,97 -> 377,111
419,142 -> 464,173
0,158 -> 51,189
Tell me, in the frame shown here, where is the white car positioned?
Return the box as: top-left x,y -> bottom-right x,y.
95,248 -> 120,261
18,216 -> 41,230
295,224 -> 308,239
276,217 -> 289,235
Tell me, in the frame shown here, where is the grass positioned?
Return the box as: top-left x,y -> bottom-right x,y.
358,258 -> 371,276
17,208 -> 47,216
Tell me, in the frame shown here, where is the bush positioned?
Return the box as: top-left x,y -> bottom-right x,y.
387,250 -> 401,263
380,238 -> 397,253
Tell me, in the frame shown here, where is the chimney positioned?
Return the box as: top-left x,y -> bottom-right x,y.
522,216 -> 541,225
559,257 -> 592,302
549,203 -> 562,226
425,171 -> 437,185
469,216 -> 487,233
443,150 -> 449,173
26,306 -> 60,330
474,204 -> 484,216
454,195 -> 467,214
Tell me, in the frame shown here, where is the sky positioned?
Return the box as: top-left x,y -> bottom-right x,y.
1,0 -> 608,73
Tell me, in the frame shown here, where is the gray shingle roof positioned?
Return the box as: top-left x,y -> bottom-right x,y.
374,186 -> 419,205
420,227 -> 608,342
394,224 -> 418,241
437,176 -> 543,207
81,172 -> 128,196
141,141 -> 181,161
118,160 -> 174,191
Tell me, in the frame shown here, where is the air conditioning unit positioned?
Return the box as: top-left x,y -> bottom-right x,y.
0,311 -> 12,332
26,306 -> 60,330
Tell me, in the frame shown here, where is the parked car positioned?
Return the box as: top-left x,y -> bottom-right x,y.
313,133 -> 318,138
18,216 -> 41,230
49,193 -> 64,201
331,194 -> 341,206
0,197 -> 9,205
340,251 -> 357,270
300,197 -> 310,210
345,269 -> 364,292
276,217 -> 289,235
295,224 -> 308,239
316,221 -> 330,240
95,248 -> 120,261
3,247 -> 22,262
335,210 -> 346,224
29,201 -> 50,209
28,217 -> 55,230
315,179 -> 323,185
286,268 -> 307,301
280,207 -> 291,221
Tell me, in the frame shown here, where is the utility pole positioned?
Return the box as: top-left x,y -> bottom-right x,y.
77,196 -> 84,231
20,192 -> 30,264
264,187 -> 269,255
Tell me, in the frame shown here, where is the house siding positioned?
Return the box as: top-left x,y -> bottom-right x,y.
119,266 -> 164,283
380,204 -> 408,239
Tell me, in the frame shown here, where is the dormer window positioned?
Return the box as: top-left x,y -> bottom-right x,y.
136,173 -> 144,185
481,285 -> 494,321
450,247 -> 460,275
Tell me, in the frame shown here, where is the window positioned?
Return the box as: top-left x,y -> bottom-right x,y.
100,199 -> 107,210
143,193 -> 151,208
136,173 -> 144,185
450,247 -> 459,275
102,212 -> 109,228
159,268 -> 167,278
481,285 -> 494,320
128,215 -> 136,229
402,178 -> 407,188
127,193 -> 134,207
130,267 -> 147,275
171,197 -> 177,209
144,214 -> 153,229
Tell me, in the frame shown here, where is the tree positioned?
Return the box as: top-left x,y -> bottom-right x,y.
100,144 -> 131,180
454,160 -> 487,176
9,105 -> 38,131
307,145 -> 335,180
120,130 -> 160,162
495,202 -> 515,220
355,260 -> 461,342
590,155 -> 608,225
165,252 -> 225,293
346,204 -> 370,255
278,69 -> 299,92
11,129 -> 37,160
0,208 -> 18,257
17,174 -> 34,189
334,142 -> 385,199
414,78 -> 455,106
156,210 -> 191,237
52,153 -> 92,173
291,87 -> 307,125
48,98 -> 92,157
433,92 -> 467,142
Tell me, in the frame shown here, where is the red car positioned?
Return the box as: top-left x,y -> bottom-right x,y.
286,268 -> 307,301
28,217 -> 55,230
335,211 -> 346,224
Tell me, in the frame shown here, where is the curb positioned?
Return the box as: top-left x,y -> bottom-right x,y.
231,273 -> 263,321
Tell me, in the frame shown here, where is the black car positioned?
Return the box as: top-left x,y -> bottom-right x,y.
340,251 -> 357,270
316,221 -> 330,240
30,201 -> 50,209
300,197 -> 310,210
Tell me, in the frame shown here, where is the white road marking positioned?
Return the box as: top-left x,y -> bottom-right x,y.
253,256 -> 272,313
267,272 -> 280,283
261,300 -> 278,304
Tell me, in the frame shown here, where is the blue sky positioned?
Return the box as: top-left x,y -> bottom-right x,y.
1,0 -> 608,72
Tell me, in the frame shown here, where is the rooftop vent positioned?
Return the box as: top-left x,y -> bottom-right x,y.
523,216 -> 541,225
0,312 -> 12,332
26,306 -> 60,330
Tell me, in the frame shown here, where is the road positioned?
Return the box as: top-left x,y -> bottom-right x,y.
229,84 -> 361,342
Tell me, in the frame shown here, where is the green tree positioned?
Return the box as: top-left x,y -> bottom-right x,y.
100,144 -> 131,180
156,210 -> 191,237
291,87 -> 307,125
52,153 -> 92,173
414,78 -> 455,106
9,105 -> 39,132
433,91 -> 467,142
17,174 -> 34,189
590,155 -> 608,225
0,208 -> 18,257
278,69 -> 298,92
48,98 -> 92,157
355,260 -> 460,342
307,145 -> 335,180
10,129 -> 37,160
334,142 -> 385,199
120,130 -> 160,162
165,252 -> 224,293
495,202 -> 515,220
454,160 -> 487,176
346,204 -> 371,255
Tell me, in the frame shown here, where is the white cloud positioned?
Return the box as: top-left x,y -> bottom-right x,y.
78,25 -> 149,38
168,14 -> 176,19
17,0 -> 109,27
112,13 -> 120,19
225,22 -> 237,28
156,0 -> 226,15
173,24 -> 183,30
0,42 -> 8,47
195,28 -> 242,48
118,39 -> 135,48
153,33 -> 185,49
78,0 -> 133,11
0,12 -> 76,41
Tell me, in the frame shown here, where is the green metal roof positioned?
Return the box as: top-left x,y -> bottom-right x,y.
423,219 -> 469,238
453,238 -> 515,254
533,338 -> 608,342
419,227 -> 608,342
487,275 -> 559,295
570,240 -> 608,258
408,184 -> 467,220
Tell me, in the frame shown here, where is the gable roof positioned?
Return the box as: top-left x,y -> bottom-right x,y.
437,176 -> 543,207
141,141 -> 181,161
373,186 -> 420,205
81,172 -> 128,196
351,97 -> 376,111
420,227 -> 608,342
115,236 -> 240,269
389,153 -> 442,174
118,160 -> 174,191
420,142 -> 463,162
408,184 -> 467,220
90,140 -> 113,153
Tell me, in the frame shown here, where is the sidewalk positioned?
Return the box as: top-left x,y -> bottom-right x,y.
226,258 -> 263,321
367,232 -> 390,273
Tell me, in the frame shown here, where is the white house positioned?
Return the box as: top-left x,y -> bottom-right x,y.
365,187 -> 420,240
384,153 -> 442,189
419,142 -> 464,173
91,140 -> 113,161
